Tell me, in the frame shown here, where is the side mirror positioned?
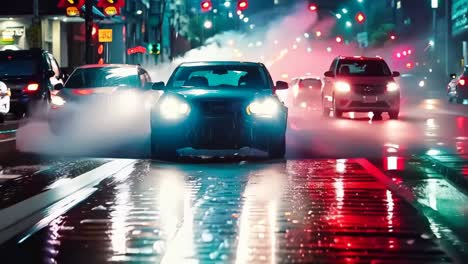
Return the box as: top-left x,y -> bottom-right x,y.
152,81 -> 166,90
54,83 -> 64,90
275,81 -> 289,90
450,74 -> 457,79
392,71 -> 401,77
46,70 -> 55,78
324,71 -> 335,78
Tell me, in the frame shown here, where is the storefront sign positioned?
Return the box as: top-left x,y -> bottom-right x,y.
452,0 -> 468,36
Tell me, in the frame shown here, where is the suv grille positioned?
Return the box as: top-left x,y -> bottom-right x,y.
353,84 -> 386,95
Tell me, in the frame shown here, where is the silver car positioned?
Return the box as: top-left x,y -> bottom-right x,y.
321,56 -> 401,119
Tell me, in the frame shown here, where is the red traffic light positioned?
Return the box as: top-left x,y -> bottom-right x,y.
97,44 -> 104,55
237,1 -> 248,11
201,0 -> 212,12
308,3 -> 318,11
355,12 -> 366,24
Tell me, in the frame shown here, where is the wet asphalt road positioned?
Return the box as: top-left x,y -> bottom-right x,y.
0,76 -> 467,263
0,160 -> 454,263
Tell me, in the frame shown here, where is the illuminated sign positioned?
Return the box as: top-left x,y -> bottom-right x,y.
452,0 -> 468,36
127,46 -> 147,55
58,0 -> 85,17
97,0 -> 125,16
66,6 -> 80,16
98,29 -> 113,42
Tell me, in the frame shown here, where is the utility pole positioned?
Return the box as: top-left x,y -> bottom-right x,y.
85,0 -> 94,64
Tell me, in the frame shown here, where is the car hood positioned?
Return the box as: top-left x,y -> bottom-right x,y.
337,76 -> 395,85
163,88 -> 273,102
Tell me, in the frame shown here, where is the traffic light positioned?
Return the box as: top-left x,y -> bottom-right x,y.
335,36 -> 343,43
355,12 -> 366,24
308,3 -> 318,12
237,1 -> 248,11
148,43 -> 161,55
97,43 -> 104,64
200,0 -> 212,12
389,33 -> 396,40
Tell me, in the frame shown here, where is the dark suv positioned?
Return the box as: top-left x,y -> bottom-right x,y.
0,48 -> 65,118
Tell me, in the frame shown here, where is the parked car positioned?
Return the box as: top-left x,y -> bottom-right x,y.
322,56 -> 401,119
150,61 -> 289,160
0,48 -> 66,118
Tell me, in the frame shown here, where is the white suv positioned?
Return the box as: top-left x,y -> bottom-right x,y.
322,56 -> 401,119
0,81 -> 10,123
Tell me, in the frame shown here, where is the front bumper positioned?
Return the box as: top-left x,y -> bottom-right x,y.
333,92 -> 400,112
151,114 -> 286,151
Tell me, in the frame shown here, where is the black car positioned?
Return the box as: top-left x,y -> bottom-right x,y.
150,61 -> 289,160
448,66 -> 468,104
0,48 -> 65,118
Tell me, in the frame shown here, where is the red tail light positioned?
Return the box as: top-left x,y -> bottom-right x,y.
24,83 -> 39,93
459,78 -> 466,86
72,89 -> 94,96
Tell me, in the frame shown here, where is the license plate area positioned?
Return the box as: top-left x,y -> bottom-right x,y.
362,96 -> 378,103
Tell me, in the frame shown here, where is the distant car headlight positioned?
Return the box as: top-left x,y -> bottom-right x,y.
51,95 -> 66,107
159,96 -> 190,119
387,82 -> 399,92
335,81 -> 351,93
247,97 -> 279,118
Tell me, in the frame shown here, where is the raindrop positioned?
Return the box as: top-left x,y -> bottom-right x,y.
202,230 -> 214,242
153,240 -> 165,254
421,233 -> 431,239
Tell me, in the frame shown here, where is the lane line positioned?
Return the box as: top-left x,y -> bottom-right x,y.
0,159 -> 136,244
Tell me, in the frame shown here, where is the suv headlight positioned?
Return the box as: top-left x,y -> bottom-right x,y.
247,98 -> 279,118
335,81 -> 351,93
386,82 -> 399,92
159,96 -> 190,119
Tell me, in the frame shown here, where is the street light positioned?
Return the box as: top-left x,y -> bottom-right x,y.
342,8 -> 348,14
204,20 -> 213,29
346,21 -> 352,28
336,13 -> 342,19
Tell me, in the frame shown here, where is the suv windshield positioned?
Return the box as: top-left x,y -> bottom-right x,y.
65,67 -> 140,88
0,55 -> 38,77
337,59 -> 392,77
168,65 -> 268,89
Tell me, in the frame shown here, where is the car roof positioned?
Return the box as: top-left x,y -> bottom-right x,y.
76,64 -> 141,69
337,56 -> 384,61
0,49 -> 47,56
178,61 -> 264,67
